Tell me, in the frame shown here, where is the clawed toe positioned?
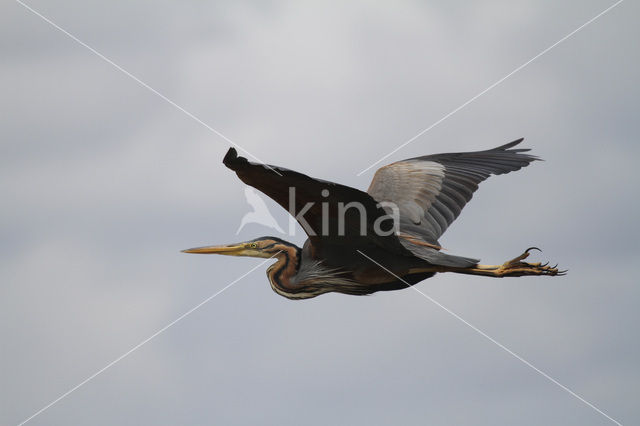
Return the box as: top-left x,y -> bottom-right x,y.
499,248 -> 565,277
504,247 -> 543,267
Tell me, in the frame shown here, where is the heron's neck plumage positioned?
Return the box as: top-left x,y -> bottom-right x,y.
266,241 -> 303,298
265,240 -> 360,300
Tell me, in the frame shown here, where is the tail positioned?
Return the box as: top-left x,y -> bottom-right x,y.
403,242 -> 479,268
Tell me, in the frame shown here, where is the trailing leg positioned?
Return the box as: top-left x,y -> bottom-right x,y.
415,247 -> 566,277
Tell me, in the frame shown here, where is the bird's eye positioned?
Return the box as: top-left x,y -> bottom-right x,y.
250,243 -> 258,248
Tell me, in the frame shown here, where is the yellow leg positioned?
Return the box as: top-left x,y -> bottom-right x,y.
412,248 -> 566,277
462,247 -> 565,277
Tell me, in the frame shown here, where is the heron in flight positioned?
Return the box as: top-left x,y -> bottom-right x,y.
183,139 -> 564,299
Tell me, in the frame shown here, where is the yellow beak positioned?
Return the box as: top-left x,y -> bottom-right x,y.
181,243 -> 245,255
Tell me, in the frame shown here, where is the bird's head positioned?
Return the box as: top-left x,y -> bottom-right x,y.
182,237 -> 295,259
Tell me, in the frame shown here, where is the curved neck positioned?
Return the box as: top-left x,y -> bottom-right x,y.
266,242 -> 302,298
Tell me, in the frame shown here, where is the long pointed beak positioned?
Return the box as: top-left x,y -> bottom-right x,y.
181,243 -> 245,255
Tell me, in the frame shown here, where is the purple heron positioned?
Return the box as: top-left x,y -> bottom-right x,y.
183,139 -> 564,299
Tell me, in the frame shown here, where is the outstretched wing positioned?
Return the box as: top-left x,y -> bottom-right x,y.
223,148 -> 408,255
367,138 -> 538,250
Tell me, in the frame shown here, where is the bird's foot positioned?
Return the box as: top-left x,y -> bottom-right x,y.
495,247 -> 566,277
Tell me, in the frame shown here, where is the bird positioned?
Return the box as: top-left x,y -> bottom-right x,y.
236,186 -> 285,235
183,139 -> 565,299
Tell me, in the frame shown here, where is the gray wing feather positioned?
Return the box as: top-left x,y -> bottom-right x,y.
367,138 -> 538,264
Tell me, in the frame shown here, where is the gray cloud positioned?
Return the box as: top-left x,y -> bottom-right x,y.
1,0 -> 638,425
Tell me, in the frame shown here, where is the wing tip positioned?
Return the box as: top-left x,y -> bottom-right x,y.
223,147 -> 248,170
493,137 -> 524,151
493,137 -> 543,162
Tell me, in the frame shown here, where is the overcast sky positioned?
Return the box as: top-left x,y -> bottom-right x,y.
2,1 -> 638,425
